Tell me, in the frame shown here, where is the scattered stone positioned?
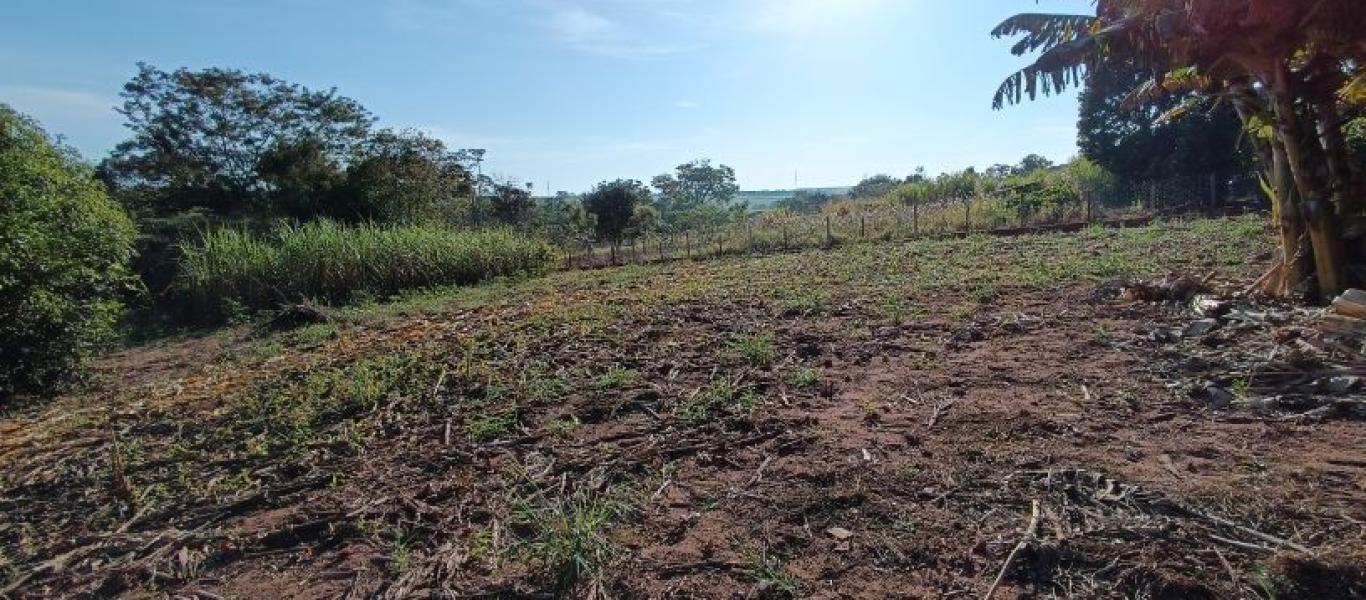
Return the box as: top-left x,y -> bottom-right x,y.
1321,376 -> 1361,394
1192,295 -> 1231,318
1198,384 -> 1234,409
874,326 -> 902,340
1121,274 -> 1210,303
1330,288 -> 1366,320
826,527 -> 854,540
1182,319 -> 1220,338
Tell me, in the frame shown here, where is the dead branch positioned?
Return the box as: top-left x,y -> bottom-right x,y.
983,498 -> 1041,600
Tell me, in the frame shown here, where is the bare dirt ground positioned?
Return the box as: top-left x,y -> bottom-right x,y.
2,216 -> 1363,599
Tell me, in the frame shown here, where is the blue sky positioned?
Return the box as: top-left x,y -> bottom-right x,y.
1,0 -> 1090,191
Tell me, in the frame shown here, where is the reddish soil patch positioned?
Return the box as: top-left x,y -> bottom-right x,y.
2,234 -> 1363,599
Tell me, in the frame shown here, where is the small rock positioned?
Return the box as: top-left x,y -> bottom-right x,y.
1199,384 -> 1235,409
874,326 -> 902,340
826,527 -> 854,540
1192,295 -> 1231,318
1322,376 -> 1361,394
1148,328 -> 1179,343
1183,319 -> 1220,338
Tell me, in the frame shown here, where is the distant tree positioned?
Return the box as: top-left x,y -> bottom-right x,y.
936,169 -> 980,231
1,106 -> 137,398
338,129 -> 473,224
102,63 -> 375,216
984,164 -> 1015,180
848,174 -> 901,199
583,179 -> 651,263
627,203 -> 662,240
489,181 -> 535,227
1015,154 -> 1055,174
775,190 -> 831,214
894,180 -> 934,233
651,159 -> 741,219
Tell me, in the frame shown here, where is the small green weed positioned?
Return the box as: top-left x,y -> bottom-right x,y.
596,368 -> 636,390
514,491 -> 624,594
467,410 -> 518,441
789,367 -> 820,389
731,333 -> 776,365
741,546 -> 800,595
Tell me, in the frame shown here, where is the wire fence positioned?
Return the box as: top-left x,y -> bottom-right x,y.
554,172 -> 1263,270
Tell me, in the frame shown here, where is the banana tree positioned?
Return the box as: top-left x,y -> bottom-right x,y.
993,0 -> 1366,301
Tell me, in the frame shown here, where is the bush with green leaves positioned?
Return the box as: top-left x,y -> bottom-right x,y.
174,220 -> 555,318
1,105 -> 136,398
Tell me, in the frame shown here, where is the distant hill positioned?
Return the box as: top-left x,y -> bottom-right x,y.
739,187 -> 852,211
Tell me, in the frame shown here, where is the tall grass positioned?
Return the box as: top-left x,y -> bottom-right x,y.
176,221 -> 555,316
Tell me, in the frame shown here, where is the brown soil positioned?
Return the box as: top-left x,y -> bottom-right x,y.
2,227 -> 1363,599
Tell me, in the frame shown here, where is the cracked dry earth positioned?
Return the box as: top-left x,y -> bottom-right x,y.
2,216 -> 1364,599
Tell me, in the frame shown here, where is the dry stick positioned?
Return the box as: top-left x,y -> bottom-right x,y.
982,499 -> 1041,600
927,398 -> 956,428
1199,513 -> 1314,555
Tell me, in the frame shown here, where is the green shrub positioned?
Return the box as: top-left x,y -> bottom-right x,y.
175,220 -> 555,318
0,105 -> 136,398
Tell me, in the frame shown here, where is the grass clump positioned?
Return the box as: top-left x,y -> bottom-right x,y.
731,333 -> 776,365
741,546 -> 800,595
175,221 -> 554,320
514,491 -> 625,594
789,367 -> 820,389
467,410 -> 519,441
596,367 -> 636,390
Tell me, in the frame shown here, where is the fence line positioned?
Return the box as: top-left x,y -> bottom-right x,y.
556,200 -> 1169,271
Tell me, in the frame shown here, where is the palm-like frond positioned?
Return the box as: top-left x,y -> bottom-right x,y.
992,36 -> 1096,109
991,12 -> 1152,109
991,13 -> 1097,56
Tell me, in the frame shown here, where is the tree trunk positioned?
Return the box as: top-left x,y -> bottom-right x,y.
1271,138 -> 1312,295
1313,99 -> 1362,217
1271,64 -> 1347,299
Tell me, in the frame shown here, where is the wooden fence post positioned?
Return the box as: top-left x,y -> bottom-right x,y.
860,216 -> 866,240
825,215 -> 834,247
685,231 -> 691,259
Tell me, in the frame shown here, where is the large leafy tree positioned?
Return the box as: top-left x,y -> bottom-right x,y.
1078,62 -> 1252,205
993,1 -> 1366,300
583,179 -> 652,263
102,63 -> 375,216
651,159 -> 741,221
337,129 -> 474,224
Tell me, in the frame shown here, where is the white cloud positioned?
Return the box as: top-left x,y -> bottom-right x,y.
672,100 -> 699,109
